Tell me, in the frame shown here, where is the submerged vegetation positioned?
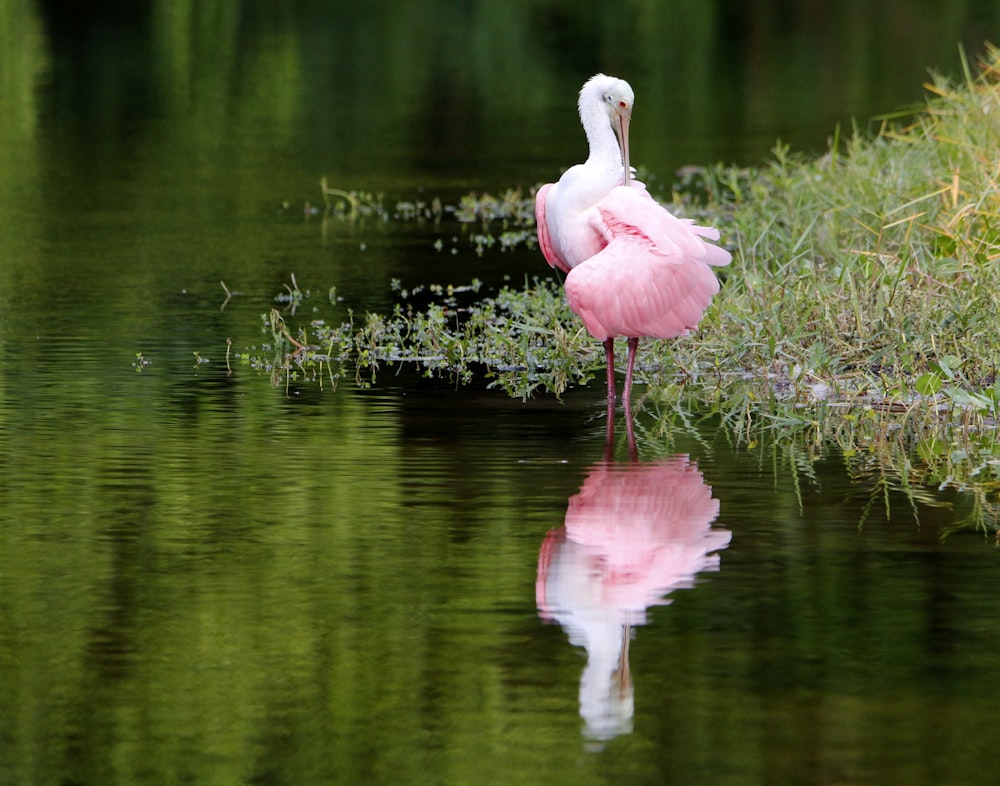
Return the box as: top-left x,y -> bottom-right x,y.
237,47 -> 1000,531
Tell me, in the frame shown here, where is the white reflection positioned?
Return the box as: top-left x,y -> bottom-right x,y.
536,456 -> 730,743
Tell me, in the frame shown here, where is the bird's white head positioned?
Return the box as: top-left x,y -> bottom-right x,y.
579,74 -> 634,186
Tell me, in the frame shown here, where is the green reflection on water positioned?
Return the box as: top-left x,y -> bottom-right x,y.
0,380 -> 582,784
4,379 -> 1000,785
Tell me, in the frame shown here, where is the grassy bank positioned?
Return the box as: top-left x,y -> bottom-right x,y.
239,47 -> 1000,530
691,45 -> 1000,410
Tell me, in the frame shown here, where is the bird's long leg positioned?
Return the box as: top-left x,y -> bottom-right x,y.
622,337 -> 639,411
604,400 -> 616,461
624,401 -> 637,460
604,337 -> 616,405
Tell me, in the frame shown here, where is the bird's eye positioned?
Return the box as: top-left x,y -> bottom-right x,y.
619,100 -> 627,109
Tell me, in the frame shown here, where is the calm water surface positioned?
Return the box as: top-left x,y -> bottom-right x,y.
3,2 -> 1000,785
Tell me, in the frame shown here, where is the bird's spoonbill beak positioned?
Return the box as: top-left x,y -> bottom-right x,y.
613,105 -> 632,187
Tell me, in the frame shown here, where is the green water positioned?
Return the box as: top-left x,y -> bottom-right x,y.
3,2 -> 1000,785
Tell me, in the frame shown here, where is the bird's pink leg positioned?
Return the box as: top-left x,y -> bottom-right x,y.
604,337 -> 616,405
622,337 -> 639,411
603,401 -> 616,461
624,399 -> 637,459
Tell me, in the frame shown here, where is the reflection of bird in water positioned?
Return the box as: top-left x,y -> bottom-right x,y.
536,457 -> 730,742
536,74 -> 730,412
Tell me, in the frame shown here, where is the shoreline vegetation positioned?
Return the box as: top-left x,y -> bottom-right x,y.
243,46 -> 1000,533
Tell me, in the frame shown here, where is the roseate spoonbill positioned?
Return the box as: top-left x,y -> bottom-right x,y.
536,457 -> 730,741
536,74 -> 731,409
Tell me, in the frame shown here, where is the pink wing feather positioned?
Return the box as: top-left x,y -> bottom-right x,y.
564,186 -> 730,341
535,183 -> 572,274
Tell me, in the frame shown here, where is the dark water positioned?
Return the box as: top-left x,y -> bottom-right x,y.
3,2 -> 1000,785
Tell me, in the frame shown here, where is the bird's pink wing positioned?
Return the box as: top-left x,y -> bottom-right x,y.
564,188 -> 730,341
535,526 -> 565,621
535,183 -> 572,274
602,185 -> 731,267
538,459 -> 729,618
563,238 -> 720,340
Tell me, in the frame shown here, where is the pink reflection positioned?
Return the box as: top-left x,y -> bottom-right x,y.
536,456 -> 730,742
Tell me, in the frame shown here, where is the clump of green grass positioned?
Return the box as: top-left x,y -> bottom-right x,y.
238,274 -> 601,397
673,46 -> 1000,411
319,177 -> 387,219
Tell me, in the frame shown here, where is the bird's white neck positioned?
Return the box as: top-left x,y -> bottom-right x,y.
579,89 -> 624,178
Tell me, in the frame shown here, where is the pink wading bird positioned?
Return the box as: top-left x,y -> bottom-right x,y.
536,457 -> 730,742
536,74 -> 731,410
